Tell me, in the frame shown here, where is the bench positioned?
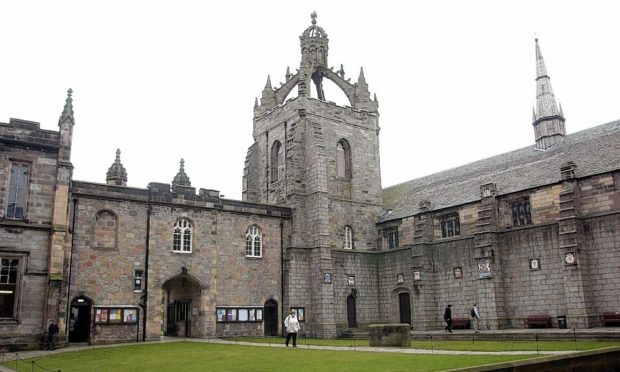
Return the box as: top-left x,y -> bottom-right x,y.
452,318 -> 471,329
525,315 -> 552,328
602,312 -> 620,327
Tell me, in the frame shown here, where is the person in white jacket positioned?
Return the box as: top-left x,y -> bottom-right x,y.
284,310 -> 300,347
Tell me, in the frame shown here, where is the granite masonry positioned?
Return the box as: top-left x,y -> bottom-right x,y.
1,14 -> 620,347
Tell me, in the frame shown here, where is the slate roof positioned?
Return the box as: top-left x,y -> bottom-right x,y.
380,120 -> 620,223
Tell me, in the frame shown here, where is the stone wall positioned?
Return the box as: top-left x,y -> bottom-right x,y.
0,118 -> 63,346
71,181 -> 290,342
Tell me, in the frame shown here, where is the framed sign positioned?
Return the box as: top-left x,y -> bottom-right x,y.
290,307 -> 305,322
323,273 -> 332,284
347,275 -> 355,286
478,257 -> 492,278
413,271 -> 421,281
453,267 -> 463,279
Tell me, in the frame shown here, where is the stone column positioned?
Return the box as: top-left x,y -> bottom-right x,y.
473,183 -> 507,330
557,161 -> 595,328
410,200 -> 437,330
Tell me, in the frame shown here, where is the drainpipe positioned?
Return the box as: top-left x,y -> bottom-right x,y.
141,204 -> 152,341
65,198 -> 78,342
280,221 -> 284,336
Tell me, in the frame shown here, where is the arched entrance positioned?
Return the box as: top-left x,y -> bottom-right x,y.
347,294 -> 357,328
69,296 -> 92,342
162,274 -> 201,337
398,292 -> 411,325
263,299 -> 278,336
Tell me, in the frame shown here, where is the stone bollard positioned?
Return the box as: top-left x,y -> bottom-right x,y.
368,323 -> 410,347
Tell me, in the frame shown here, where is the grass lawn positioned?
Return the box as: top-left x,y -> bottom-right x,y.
225,336 -> 620,351
3,342 -> 540,372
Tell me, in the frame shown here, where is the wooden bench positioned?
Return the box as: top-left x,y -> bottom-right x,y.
602,312 -> 620,327
526,315 -> 552,328
452,318 -> 471,329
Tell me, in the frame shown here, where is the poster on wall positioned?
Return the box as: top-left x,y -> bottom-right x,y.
238,309 -> 249,321
123,308 -> 137,323
95,308 -> 109,323
257,309 -> 263,321
216,309 -> 225,322
249,309 -> 256,321
109,309 -> 122,323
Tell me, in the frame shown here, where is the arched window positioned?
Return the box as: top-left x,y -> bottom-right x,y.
246,225 -> 262,257
270,140 -> 284,182
336,139 -> 352,179
94,210 -> 118,249
173,219 -> 192,253
344,226 -> 353,249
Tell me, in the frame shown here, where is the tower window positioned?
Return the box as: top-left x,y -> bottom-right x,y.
6,163 -> 29,219
383,227 -> 399,249
271,141 -> 283,182
511,199 -> 532,226
246,225 -> 262,257
173,219 -> 192,253
336,139 -> 352,179
344,226 -> 354,249
440,215 -> 460,238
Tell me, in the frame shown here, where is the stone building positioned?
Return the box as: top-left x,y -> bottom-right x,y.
0,92 -> 74,347
2,14 -> 620,346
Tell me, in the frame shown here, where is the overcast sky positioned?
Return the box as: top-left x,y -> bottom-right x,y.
2,1 -> 619,200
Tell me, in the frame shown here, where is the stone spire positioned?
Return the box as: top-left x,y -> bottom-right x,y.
59,88 -> 74,124
106,148 -> 128,186
532,38 -> 566,150
260,75 -> 277,111
172,158 -> 191,187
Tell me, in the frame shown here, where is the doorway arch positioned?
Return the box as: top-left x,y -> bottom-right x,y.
69,296 -> 92,343
347,294 -> 357,328
162,274 -> 202,337
263,299 -> 278,336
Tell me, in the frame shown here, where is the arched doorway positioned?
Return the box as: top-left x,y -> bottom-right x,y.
69,296 -> 92,343
263,299 -> 278,336
347,294 -> 357,328
162,274 -> 201,337
399,292 -> 411,325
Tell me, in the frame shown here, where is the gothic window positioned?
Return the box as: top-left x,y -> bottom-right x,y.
94,210 -> 118,249
246,225 -> 262,257
344,226 -> 353,249
0,258 -> 19,318
270,140 -> 284,182
336,139 -> 352,179
6,163 -> 29,219
173,219 -> 192,253
440,215 -> 460,238
511,199 -> 532,226
383,227 -> 399,249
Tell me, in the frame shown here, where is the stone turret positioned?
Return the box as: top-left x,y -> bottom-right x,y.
532,38 -> 566,150
106,149 -> 128,186
172,158 -> 191,187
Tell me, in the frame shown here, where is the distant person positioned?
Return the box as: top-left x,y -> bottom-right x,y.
444,304 -> 453,333
284,310 -> 300,347
471,304 -> 481,332
48,320 -> 59,350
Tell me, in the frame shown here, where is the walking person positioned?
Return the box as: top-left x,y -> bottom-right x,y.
471,304 -> 481,332
444,304 -> 453,333
48,320 -> 59,350
284,310 -> 300,347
